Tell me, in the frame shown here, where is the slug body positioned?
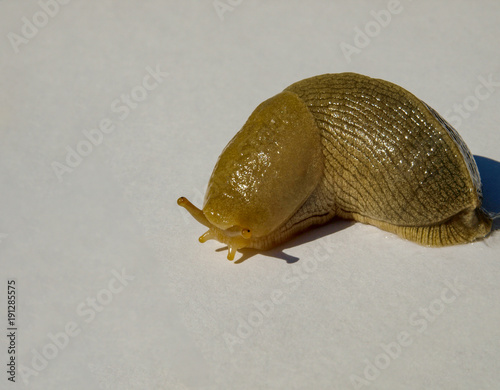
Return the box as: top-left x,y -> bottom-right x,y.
178,73 -> 492,260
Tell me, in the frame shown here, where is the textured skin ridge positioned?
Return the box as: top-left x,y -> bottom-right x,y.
422,101 -> 483,200
260,72 -> 493,248
285,73 -> 477,227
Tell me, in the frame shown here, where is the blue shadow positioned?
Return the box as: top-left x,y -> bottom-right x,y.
475,155 -> 500,230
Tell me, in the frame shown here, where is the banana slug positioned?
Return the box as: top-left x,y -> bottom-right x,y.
178,73 -> 492,260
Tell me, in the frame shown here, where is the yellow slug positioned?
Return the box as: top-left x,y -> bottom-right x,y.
178,73 -> 492,260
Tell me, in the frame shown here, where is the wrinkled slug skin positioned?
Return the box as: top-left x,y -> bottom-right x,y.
178,73 -> 492,260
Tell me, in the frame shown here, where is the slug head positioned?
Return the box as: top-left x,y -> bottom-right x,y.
179,90 -> 323,260
177,197 -> 250,260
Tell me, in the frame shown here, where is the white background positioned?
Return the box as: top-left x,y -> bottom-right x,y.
1,1 -> 500,389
